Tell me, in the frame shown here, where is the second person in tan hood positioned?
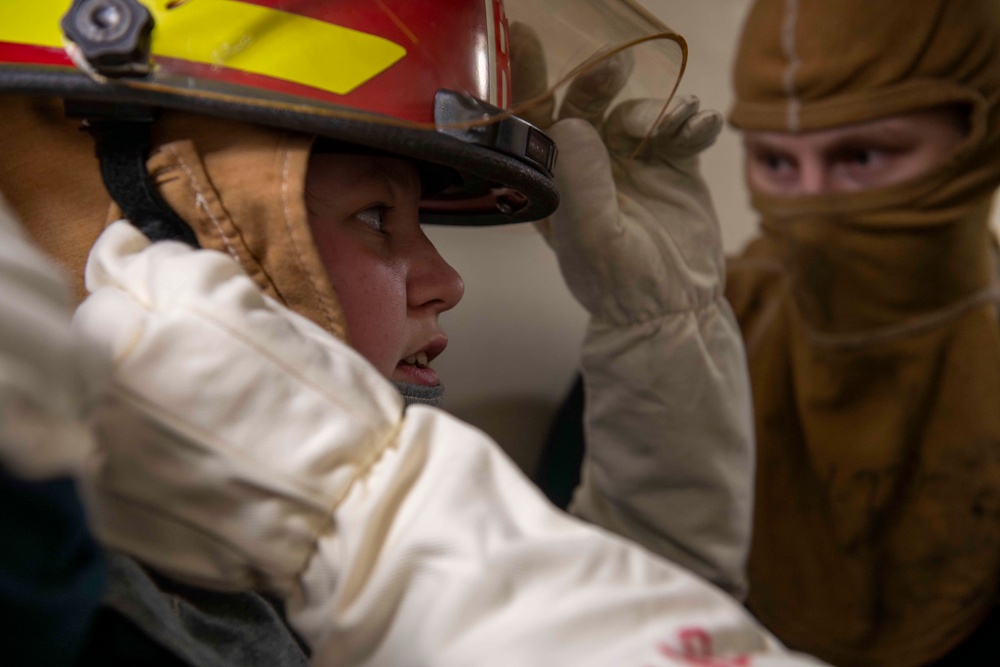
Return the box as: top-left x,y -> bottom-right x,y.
726,0 -> 1000,664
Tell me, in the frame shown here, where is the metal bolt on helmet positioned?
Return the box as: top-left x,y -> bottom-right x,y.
0,0 -> 686,230
61,0 -> 154,76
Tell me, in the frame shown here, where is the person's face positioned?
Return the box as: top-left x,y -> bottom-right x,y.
306,153 -> 464,386
743,107 -> 968,197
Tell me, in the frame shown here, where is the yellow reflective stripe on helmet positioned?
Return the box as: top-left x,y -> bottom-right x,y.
148,1 -> 406,95
0,0 -> 407,96
0,4 -> 64,48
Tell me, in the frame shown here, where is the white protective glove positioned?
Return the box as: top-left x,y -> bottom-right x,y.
76,221 -> 824,667
513,23 -> 755,598
0,195 -> 105,478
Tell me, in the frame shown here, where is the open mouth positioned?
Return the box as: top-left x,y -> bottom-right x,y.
401,352 -> 430,369
394,338 -> 446,387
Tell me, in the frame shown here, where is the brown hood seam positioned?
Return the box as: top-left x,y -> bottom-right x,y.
779,0 -> 801,132
160,143 -> 242,265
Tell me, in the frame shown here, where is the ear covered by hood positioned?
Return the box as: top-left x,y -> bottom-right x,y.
0,95 -> 348,342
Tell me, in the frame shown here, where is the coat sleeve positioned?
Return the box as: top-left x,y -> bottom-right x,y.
77,222 -> 827,667
534,101 -> 755,600
568,292 -> 755,600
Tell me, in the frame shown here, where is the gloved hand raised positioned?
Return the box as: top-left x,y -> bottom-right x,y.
547,95 -> 724,324
512,25 -> 753,599
512,22 -> 725,324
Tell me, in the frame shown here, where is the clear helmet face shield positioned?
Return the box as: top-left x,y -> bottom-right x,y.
0,0 -> 685,225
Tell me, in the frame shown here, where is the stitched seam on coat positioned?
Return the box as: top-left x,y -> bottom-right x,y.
280,144 -> 338,332
781,0 -> 802,132
163,145 -> 240,263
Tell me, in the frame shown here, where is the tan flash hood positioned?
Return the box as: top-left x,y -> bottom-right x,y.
0,95 -> 348,340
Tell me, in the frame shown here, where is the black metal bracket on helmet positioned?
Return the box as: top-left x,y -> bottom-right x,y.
61,0 -> 154,77
65,100 -> 200,247
433,90 -> 558,177
60,1 -> 198,247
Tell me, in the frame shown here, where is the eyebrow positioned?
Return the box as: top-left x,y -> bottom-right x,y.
825,125 -> 916,146
745,124 -> 918,155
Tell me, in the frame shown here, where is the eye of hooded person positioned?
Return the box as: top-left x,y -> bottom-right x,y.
744,106 -> 969,197
746,147 -> 799,190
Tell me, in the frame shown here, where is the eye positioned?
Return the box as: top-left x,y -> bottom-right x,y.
355,205 -> 392,233
762,154 -> 793,172
842,148 -> 883,167
829,141 -> 900,174
748,149 -> 799,192
830,145 -> 895,190
749,149 -> 797,177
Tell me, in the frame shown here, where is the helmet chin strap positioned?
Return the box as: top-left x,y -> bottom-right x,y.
394,381 -> 445,408
65,100 -> 199,247
88,118 -> 201,247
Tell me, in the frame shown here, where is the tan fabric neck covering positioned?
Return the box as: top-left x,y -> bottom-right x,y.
751,137 -> 999,338
0,96 -> 347,341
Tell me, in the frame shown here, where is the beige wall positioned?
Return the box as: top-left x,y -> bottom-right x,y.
426,0 -> 757,471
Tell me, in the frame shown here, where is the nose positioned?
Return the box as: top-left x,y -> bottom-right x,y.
407,232 -> 465,314
797,156 -> 827,196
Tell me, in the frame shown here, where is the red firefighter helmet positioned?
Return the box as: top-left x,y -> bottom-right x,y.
0,0 -> 685,226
